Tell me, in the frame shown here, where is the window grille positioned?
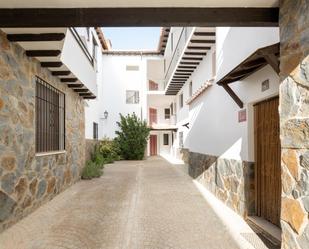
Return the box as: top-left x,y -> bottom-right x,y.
35,77 -> 65,153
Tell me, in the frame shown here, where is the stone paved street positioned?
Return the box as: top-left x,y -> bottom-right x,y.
0,157 -> 241,249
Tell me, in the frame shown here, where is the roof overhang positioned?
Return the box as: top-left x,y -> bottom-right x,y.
217,42 -> 280,108
2,28 -> 97,99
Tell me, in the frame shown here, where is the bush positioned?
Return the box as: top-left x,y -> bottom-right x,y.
81,160 -> 103,179
98,139 -> 121,162
115,113 -> 150,160
82,138 -> 121,180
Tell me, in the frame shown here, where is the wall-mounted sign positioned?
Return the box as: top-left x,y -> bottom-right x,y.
238,109 -> 247,123
261,79 -> 270,92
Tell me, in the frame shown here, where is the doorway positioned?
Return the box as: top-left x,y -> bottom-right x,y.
150,135 -> 157,156
254,96 -> 281,227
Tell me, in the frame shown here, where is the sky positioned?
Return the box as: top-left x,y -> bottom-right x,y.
102,27 -> 161,50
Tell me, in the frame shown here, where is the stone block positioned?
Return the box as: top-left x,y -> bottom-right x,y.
0,191 -> 16,222
281,118 -> 309,149
1,173 -> 16,194
281,197 -> 307,234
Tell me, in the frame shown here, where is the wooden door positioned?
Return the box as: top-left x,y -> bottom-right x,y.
150,135 -> 157,156
254,96 -> 281,227
149,108 -> 157,125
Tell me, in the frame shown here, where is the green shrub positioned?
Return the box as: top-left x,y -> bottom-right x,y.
91,145 -> 105,168
81,160 -> 103,179
115,113 -> 150,160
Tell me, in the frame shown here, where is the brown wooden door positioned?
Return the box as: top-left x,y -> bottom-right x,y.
150,135 -> 157,156
254,96 -> 281,227
149,108 -> 157,125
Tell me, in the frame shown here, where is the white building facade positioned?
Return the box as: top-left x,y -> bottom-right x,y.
85,26 -> 282,241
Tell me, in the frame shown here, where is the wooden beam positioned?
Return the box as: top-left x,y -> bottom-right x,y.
79,93 -> 93,96
175,73 -> 191,76
187,46 -> 211,50
222,84 -> 243,108
41,61 -> 63,67
26,50 -> 61,57
74,89 -> 89,93
184,52 -> 207,56
67,84 -> 83,88
190,40 -> 215,44
52,71 -> 71,76
61,78 -> 78,82
7,33 -> 65,42
180,61 -> 200,65
178,66 -> 197,69
194,32 -> 216,36
176,69 -> 194,73
0,8 -> 279,27
263,54 -> 279,74
182,57 -> 203,61
84,96 -> 96,99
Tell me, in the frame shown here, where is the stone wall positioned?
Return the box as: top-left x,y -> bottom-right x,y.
187,151 -> 255,217
0,31 -> 85,232
279,1 -> 309,248
85,139 -> 101,162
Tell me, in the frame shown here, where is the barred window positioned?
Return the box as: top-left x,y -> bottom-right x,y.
35,77 -> 65,153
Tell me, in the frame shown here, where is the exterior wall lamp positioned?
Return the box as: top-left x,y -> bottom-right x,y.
103,110 -> 108,119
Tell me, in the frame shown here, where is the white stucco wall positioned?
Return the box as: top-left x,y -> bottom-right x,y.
98,55 -> 158,138
216,27 -> 279,81
61,29 -> 97,95
172,27 -> 280,162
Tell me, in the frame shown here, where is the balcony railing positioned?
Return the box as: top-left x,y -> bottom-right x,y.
164,27 -> 194,89
69,28 -> 95,67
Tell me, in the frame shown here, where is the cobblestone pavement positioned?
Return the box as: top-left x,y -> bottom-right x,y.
0,157 -> 240,249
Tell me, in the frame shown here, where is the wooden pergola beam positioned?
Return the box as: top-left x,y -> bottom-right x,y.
0,8 -> 279,27
7,33 -> 65,42
26,50 -> 61,57
41,61 -> 63,68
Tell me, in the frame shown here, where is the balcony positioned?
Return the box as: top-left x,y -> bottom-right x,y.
3,27 -> 98,99
164,27 -> 194,90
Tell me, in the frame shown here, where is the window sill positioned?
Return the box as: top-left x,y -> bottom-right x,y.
35,150 -> 66,157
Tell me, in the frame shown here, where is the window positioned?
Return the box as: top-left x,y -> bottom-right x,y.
163,134 -> 169,145
126,65 -> 139,71
126,90 -> 139,104
189,81 -> 193,97
93,122 -> 98,140
179,93 -> 184,108
35,77 -> 65,153
179,132 -> 184,148
164,108 -> 171,119
171,33 -> 174,52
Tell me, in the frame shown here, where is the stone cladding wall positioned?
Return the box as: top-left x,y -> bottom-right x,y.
0,31 -> 85,232
187,151 -> 255,217
279,1 -> 309,248
85,139 -> 101,162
